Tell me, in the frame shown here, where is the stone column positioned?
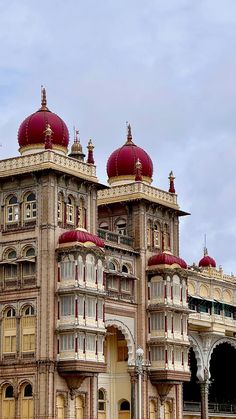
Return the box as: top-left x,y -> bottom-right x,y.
90,374 -> 98,419
129,371 -> 136,419
199,380 -> 209,419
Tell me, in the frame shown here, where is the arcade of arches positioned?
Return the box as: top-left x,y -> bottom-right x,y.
183,343 -> 236,419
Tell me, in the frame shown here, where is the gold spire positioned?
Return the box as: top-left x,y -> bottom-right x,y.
126,122 -> 133,144
87,139 -> 94,151
40,85 -> 49,111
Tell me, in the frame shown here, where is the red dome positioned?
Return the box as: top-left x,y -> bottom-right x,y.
18,89 -> 69,153
148,252 -> 187,269
59,229 -> 104,248
107,125 -> 153,183
199,251 -> 216,268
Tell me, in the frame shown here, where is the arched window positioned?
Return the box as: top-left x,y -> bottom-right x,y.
119,399 -> 130,412
97,259 -> 103,285
24,193 -> 36,220
4,249 -> 17,280
66,196 -> 75,224
60,257 -> 75,281
25,247 -> 35,257
20,383 -> 34,419
6,195 -> 19,224
86,254 -> 95,284
115,219 -> 127,236
154,223 -> 160,248
79,197 -> 86,229
109,261 -> 116,271
164,224 -> 170,251
3,308 -> 16,354
6,249 -> 17,260
21,306 -> 36,353
58,193 -> 64,223
77,255 -> 84,285
75,395 -> 84,419
2,385 -> 15,419
98,389 -> 106,416
22,247 -> 36,279
122,264 -> 129,273
56,394 -> 65,419
99,221 -> 109,230
147,220 -> 152,246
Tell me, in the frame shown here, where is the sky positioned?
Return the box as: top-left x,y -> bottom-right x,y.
0,0 -> 236,272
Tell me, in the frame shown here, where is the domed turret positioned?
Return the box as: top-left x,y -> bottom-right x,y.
59,228 -> 104,248
148,251 -> 187,269
198,248 -> 216,268
106,124 -> 153,186
68,129 -> 85,161
18,88 -> 69,155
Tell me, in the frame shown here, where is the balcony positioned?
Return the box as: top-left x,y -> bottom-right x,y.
98,229 -> 133,247
183,401 -> 236,416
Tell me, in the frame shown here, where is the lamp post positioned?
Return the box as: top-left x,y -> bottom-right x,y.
136,346 -> 144,419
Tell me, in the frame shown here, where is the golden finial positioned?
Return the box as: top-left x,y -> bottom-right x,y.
126,122 -> 133,144
87,139 -> 94,151
40,85 -> 48,111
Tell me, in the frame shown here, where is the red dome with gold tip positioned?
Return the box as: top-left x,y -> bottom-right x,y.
18,88 -> 69,154
107,124 -> 153,185
199,249 -> 216,268
59,229 -> 104,248
148,252 -> 187,269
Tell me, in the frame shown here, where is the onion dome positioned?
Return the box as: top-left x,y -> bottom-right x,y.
198,248 -> 216,268
148,252 -> 187,269
106,124 -> 153,186
59,229 -> 104,248
18,87 -> 69,156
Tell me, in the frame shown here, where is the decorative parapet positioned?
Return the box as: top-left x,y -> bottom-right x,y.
98,182 -> 184,211
189,266 -> 236,284
0,150 -> 98,182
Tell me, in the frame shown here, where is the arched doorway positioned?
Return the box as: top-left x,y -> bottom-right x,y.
209,342 -> 236,405
20,383 -> 34,419
2,385 -> 15,419
98,326 -> 131,419
183,348 -> 200,405
118,400 -> 130,419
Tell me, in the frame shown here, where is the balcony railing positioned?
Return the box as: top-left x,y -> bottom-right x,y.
184,401 -> 236,414
98,229 -> 133,247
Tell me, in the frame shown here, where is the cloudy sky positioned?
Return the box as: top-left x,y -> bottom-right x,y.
0,0 -> 236,272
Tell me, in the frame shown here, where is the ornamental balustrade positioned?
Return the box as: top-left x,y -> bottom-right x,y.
0,150 -> 97,179
98,228 -> 134,247
98,181 -> 178,207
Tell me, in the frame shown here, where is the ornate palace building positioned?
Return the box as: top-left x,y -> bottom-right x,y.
0,90 -> 235,419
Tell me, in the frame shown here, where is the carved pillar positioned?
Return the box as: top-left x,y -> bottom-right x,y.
129,371 -> 136,419
199,380 -> 209,419
90,374 -> 98,419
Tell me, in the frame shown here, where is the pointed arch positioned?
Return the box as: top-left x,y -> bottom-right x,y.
207,337 -> 236,368
105,319 -> 135,361
189,334 -> 205,380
